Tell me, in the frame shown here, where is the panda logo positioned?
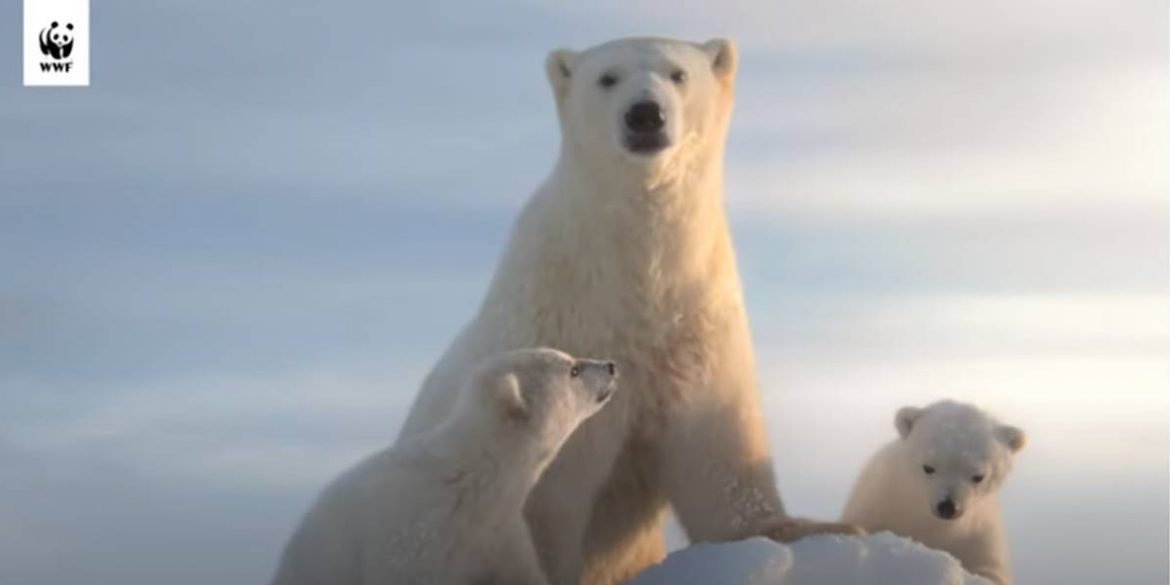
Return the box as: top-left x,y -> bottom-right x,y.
39,21 -> 75,60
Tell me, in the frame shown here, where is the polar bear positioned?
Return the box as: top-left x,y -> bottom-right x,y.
841,400 -> 1027,585
397,36 -> 858,585
271,348 -> 618,585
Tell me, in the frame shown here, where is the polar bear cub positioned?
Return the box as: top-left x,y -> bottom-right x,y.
272,348 -> 618,585
841,400 -> 1026,585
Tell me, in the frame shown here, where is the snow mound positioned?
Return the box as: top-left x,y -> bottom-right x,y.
630,537 -> 794,585
630,532 -> 993,585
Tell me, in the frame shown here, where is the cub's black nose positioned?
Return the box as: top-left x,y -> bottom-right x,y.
935,499 -> 958,519
624,101 -> 665,134
606,361 -> 617,376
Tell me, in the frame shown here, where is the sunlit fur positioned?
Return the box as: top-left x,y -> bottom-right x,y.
398,37 -> 855,585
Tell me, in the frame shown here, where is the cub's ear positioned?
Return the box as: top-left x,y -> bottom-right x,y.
545,49 -> 578,102
895,406 -> 923,439
701,38 -> 738,84
996,425 -> 1026,453
483,371 -> 527,421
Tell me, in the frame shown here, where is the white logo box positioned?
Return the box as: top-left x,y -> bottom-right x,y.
24,0 -> 89,86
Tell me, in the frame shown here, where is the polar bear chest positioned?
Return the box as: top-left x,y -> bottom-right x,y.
516,271 -> 723,440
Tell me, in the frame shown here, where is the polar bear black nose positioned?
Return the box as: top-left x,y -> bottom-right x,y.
624,101 -> 665,134
605,361 -> 617,376
935,499 -> 958,519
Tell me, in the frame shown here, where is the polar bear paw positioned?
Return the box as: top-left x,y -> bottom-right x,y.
762,517 -> 865,543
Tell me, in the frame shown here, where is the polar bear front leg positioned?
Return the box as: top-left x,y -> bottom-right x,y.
955,527 -> 1013,585
662,335 -> 862,543
490,520 -> 554,585
525,409 -> 629,585
661,380 -> 787,542
761,516 -> 865,542
525,473 -> 593,585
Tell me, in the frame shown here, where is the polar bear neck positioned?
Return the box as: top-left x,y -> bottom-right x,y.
471,136 -> 742,347
540,138 -> 733,279
420,417 -> 553,519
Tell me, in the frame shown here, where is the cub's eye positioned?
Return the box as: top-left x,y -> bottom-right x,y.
598,73 -> 619,89
923,465 -> 935,475
670,69 -> 687,84
569,365 -> 581,378
972,474 -> 985,484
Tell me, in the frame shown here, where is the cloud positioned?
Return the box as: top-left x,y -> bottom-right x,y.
750,292 -> 1168,358
549,0 -> 1164,67
4,360 -> 419,491
727,61 -> 1167,221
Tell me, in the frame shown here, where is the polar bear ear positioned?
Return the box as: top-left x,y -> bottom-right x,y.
546,49 -> 578,102
701,38 -> 738,84
895,406 -> 923,439
486,371 -> 528,421
996,425 -> 1026,453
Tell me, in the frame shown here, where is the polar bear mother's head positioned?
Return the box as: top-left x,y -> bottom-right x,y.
546,37 -> 737,171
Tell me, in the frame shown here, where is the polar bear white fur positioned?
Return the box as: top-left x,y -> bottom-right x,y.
841,400 -> 1026,585
271,348 -> 618,585
397,36 -> 857,585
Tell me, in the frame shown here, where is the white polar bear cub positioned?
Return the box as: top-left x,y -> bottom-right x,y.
271,348 -> 618,585
841,400 -> 1026,585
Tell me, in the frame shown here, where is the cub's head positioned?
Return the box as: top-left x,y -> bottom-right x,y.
545,37 -> 737,167
895,400 -> 1026,521
463,348 -> 617,461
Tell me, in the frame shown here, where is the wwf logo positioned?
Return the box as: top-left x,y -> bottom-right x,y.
39,21 -> 75,60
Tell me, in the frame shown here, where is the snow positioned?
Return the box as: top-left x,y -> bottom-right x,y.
630,532 -> 994,585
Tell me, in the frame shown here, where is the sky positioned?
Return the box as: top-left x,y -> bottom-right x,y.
1,1 -> 1167,584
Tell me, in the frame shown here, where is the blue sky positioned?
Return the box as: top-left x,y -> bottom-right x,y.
1,2 -> 1167,584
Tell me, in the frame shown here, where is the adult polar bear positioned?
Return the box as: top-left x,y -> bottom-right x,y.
398,37 -> 857,585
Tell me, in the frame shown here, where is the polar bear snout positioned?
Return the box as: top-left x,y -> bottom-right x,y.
934,497 -> 962,520
575,359 -> 618,403
623,100 -> 670,155
625,101 -> 666,134
596,360 -> 618,403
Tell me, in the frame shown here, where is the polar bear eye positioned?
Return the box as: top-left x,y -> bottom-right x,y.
569,365 -> 581,378
923,465 -> 935,475
670,69 -> 687,85
598,73 -> 619,89
971,474 -> 985,484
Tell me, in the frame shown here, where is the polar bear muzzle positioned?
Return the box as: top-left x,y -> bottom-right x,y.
623,101 -> 669,154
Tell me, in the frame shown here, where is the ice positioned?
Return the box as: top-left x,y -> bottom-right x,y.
630,532 -> 994,585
